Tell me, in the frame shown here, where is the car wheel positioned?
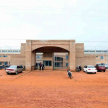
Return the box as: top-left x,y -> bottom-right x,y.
7,73 -> 9,75
104,70 -> 106,72
94,72 -> 96,74
16,71 -> 18,75
20,70 -> 23,73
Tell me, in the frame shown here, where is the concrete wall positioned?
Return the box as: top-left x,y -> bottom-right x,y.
68,40 -> 76,71
96,54 -> 108,64
75,43 -> 84,57
31,40 -> 70,51
10,55 -> 25,66
21,43 -> 26,56
76,55 -> 96,68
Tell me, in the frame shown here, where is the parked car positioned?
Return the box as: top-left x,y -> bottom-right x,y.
105,64 -> 108,69
96,64 -> 106,72
6,65 -> 23,75
83,65 -> 97,74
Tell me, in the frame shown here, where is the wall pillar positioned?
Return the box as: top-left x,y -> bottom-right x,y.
31,51 -> 36,70
69,40 -> 76,71
25,40 -> 32,71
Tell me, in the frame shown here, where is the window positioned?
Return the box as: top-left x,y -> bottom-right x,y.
2,50 -> 7,52
4,62 -> 8,65
101,56 -> 104,59
66,63 -> 68,66
84,51 -> 89,52
96,51 -> 101,52
13,50 -> 18,52
0,62 -> 2,65
90,51 -> 95,52
43,61 -> 52,66
37,56 -> 40,59
55,62 -> 63,67
55,57 -> 63,61
66,56 -> 68,59
3,55 -> 7,57
96,56 -> 98,57
0,55 -> 1,57
8,50 -> 12,52
87,66 -> 95,68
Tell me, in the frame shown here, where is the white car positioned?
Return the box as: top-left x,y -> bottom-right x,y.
83,65 -> 97,74
6,65 -> 23,75
105,64 -> 108,69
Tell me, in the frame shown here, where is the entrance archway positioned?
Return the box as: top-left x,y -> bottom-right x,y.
31,46 -> 69,70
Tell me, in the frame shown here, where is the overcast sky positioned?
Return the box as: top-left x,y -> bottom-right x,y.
0,0 -> 108,50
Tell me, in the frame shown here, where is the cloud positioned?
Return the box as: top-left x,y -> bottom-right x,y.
0,0 -> 78,8
0,23 -> 42,47
0,12 -> 12,23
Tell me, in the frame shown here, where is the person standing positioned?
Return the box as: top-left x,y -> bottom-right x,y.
79,65 -> 82,71
36,63 -> 38,69
39,62 -> 42,70
42,63 -> 44,70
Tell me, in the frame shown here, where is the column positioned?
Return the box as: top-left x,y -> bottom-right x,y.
31,51 -> 36,70
25,40 -> 32,71
69,40 -> 76,71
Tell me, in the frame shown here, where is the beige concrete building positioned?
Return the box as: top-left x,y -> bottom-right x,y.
0,40 -> 108,71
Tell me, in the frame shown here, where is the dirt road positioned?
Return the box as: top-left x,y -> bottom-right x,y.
0,69 -> 108,108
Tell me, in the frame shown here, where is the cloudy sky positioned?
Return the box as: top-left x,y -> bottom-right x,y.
0,0 -> 108,50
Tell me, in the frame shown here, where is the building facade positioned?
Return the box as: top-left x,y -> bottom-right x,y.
0,40 -> 108,71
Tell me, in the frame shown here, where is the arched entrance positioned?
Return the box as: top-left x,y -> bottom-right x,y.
31,46 -> 69,70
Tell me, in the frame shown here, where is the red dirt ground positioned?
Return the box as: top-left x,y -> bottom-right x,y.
0,69 -> 108,108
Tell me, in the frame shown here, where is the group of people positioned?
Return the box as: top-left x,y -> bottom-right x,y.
36,62 -> 44,70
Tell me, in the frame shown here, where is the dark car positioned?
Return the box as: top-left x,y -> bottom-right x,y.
96,64 -> 106,72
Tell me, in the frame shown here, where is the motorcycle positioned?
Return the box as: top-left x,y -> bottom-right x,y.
76,66 -> 80,72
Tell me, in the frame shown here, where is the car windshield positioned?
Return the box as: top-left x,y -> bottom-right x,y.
9,65 -> 17,68
88,66 -> 95,68
98,65 -> 104,66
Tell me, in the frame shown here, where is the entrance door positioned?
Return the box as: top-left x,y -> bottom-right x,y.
53,54 -> 68,70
